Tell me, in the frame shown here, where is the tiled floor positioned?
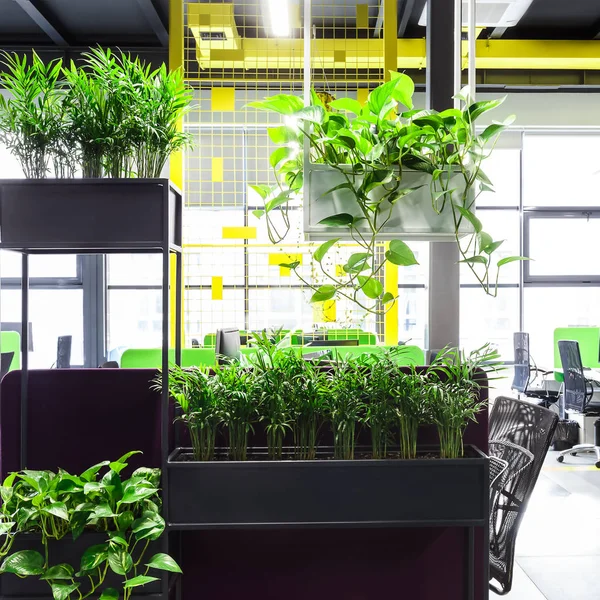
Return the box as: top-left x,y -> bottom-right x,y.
492,450 -> 600,599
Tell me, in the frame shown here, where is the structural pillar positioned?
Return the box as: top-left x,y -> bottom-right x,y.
426,0 -> 460,353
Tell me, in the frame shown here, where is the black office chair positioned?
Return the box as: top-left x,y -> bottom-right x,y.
1,352 -> 14,381
488,396 -> 559,595
99,361 -> 119,368
556,340 -> 600,467
511,332 -> 557,407
56,336 -> 72,369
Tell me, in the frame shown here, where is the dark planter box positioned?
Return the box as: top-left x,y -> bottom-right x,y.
0,179 -> 181,251
0,532 -> 162,599
167,446 -> 489,528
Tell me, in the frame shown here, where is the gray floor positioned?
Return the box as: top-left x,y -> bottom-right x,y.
492,450 -> 600,599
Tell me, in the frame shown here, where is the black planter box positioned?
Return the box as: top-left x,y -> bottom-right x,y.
0,532 -> 162,599
166,446 -> 489,529
0,179 -> 181,251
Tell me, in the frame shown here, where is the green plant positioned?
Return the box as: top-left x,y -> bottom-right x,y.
154,365 -> 221,461
249,75 -> 526,313
0,452 -> 180,599
0,51 -> 70,178
427,343 -> 503,458
326,357 -> 366,460
214,361 -> 257,461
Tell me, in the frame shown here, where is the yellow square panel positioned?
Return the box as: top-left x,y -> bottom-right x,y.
357,88 -> 369,105
334,50 -> 346,64
336,264 -> 346,278
268,253 -> 303,266
222,226 -> 257,239
279,266 -> 292,277
211,88 -> 235,112
313,300 -> 337,323
212,276 -> 223,301
356,4 -> 369,28
212,158 -> 223,182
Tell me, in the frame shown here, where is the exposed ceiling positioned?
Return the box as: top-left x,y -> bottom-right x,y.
0,0 -> 600,69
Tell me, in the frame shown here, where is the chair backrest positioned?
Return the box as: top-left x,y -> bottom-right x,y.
488,396 -> 558,595
99,361 -> 119,368
511,332 -> 530,394
558,340 -> 590,412
0,352 -> 14,381
56,335 -> 72,369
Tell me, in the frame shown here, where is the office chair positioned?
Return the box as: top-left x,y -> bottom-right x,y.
556,340 -> 600,467
511,332 -> 558,408
56,336 -> 72,369
99,361 -> 119,368
1,352 -> 14,381
488,396 -> 558,595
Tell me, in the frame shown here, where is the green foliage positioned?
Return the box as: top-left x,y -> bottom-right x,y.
249,76 -> 526,310
0,47 -> 192,179
0,453 -> 180,600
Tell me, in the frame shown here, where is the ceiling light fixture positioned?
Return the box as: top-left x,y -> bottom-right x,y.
267,0 -> 291,37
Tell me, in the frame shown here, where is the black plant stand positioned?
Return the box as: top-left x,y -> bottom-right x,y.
0,178 -> 183,600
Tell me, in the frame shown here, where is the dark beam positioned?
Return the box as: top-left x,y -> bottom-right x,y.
135,0 -> 169,47
13,0 -> 69,47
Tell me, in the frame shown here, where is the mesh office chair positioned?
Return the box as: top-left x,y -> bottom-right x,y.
511,332 -> 557,407
556,340 -> 600,467
488,396 -> 558,595
56,336 -> 72,369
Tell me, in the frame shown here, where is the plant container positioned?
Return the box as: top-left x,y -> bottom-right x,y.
0,532 -> 162,599
304,164 -> 475,242
0,179 -> 182,251
166,445 -> 488,528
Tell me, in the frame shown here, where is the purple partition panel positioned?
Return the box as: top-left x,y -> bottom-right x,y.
0,369 -> 162,477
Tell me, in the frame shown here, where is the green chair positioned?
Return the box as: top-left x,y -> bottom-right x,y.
0,331 -> 20,371
553,327 -> 600,370
120,347 -> 259,369
301,344 -> 424,366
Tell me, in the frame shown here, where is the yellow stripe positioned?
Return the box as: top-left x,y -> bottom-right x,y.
222,226 -> 257,239
212,276 -> 223,301
169,0 -> 184,347
384,242 -> 399,346
211,87 -> 235,111
212,158 -> 224,182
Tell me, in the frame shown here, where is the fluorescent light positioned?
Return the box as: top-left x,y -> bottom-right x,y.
267,0 -> 290,37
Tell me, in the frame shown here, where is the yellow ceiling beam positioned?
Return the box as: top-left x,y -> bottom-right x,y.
191,38 -> 600,71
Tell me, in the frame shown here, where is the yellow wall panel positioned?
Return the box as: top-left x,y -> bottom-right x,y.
279,266 -> 292,277
211,276 -> 223,301
222,226 -> 257,239
268,253 -> 303,266
313,300 -> 337,323
212,158 -> 224,182
357,88 -> 369,105
211,87 -> 235,111
356,4 -> 369,29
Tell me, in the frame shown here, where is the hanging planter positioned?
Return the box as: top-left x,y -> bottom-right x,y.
249,76 -> 527,312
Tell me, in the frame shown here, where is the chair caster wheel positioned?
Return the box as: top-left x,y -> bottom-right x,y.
557,455 -> 564,463
595,462 -> 600,469
572,452 -> 577,457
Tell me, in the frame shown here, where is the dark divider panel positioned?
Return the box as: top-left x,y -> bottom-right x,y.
0,368 -> 489,600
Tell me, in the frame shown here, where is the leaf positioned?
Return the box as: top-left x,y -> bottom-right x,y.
80,461 -> 110,483
294,105 -> 326,125
456,207 -> 482,233
385,240 -> 418,267
461,256 -> 488,265
279,261 -> 300,270
132,512 -> 165,541
50,582 -> 79,600
318,213 -> 354,227
145,553 -> 183,574
482,240 -> 505,255
381,292 -> 395,304
357,276 -> 383,299
329,98 -> 363,115
343,252 -> 372,273
319,181 -> 354,199
269,146 -> 295,169
99,590 -> 119,600
246,94 -> 303,115
480,115 -> 515,141
0,522 -> 14,535
466,97 -> 505,122
249,184 -> 271,200
79,544 -> 109,572
264,190 -> 293,214
268,125 -> 297,144
251,209 -> 265,219
310,285 -> 336,303
478,232 -> 493,252
497,256 -> 530,267
42,502 -> 69,521
41,563 -> 75,581
389,186 -> 423,204
108,549 -> 133,576
314,238 -> 340,263
0,551 -> 44,576
124,575 -> 160,589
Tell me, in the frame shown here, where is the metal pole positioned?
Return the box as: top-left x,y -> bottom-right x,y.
467,0 -> 476,100
454,0 -> 462,108
20,253 -> 29,470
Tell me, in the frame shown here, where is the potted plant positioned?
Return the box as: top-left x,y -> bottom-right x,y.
0,48 -> 188,250
165,343 -> 497,528
248,75 -> 526,312
0,452 -> 181,599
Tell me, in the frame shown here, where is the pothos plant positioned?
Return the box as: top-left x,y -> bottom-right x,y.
248,73 -> 526,314
0,452 -> 181,600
